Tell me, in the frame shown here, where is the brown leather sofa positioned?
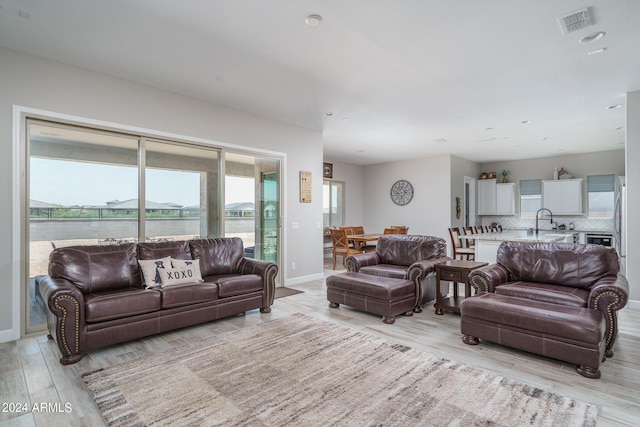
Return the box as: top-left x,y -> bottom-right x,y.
345,235 -> 450,312
462,241 -> 629,378
40,238 -> 278,365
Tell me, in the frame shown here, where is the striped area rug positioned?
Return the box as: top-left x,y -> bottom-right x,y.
82,313 -> 597,426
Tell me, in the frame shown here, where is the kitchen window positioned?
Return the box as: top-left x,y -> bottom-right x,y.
587,174 -> 615,218
519,179 -> 541,218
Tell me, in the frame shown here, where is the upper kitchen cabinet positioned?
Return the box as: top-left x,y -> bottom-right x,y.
478,179 -> 516,215
542,178 -> 583,214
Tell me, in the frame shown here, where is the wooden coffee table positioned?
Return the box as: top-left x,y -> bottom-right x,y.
434,260 -> 488,315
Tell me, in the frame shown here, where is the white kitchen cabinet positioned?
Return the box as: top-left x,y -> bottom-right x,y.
477,179 -> 497,215
477,179 -> 516,215
542,178 -> 583,214
496,183 -> 516,215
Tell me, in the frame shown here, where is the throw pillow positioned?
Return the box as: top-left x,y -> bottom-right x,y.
138,257 -> 172,288
171,258 -> 204,282
159,263 -> 204,287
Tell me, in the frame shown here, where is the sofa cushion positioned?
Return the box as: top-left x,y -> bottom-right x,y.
376,235 -> 447,267
495,281 -> 589,307
137,240 -> 192,260
49,243 -> 141,293
359,264 -> 408,280
189,238 -> 244,276
496,242 -> 619,289
85,288 -> 161,322
159,283 -> 219,309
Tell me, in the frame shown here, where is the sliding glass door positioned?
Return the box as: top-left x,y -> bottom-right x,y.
28,121 -> 139,332
25,119 -> 282,334
224,152 -> 281,284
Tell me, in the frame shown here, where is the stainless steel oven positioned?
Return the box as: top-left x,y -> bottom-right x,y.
586,233 -> 613,247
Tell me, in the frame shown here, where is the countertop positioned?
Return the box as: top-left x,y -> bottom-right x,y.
461,230 -> 571,243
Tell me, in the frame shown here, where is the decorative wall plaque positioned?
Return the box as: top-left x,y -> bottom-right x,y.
300,171 -> 312,203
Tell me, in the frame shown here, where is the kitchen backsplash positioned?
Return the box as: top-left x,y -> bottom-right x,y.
480,215 -> 614,233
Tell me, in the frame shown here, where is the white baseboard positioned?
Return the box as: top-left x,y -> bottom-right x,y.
0,328 -> 20,344
625,299 -> 640,311
285,273 -> 324,287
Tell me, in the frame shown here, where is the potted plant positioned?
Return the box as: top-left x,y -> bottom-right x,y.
501,170 -> 510,183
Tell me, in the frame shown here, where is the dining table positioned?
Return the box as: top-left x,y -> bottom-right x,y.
348,233 -> 382,251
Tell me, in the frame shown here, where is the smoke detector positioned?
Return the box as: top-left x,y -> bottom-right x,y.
558,7 -> 594,34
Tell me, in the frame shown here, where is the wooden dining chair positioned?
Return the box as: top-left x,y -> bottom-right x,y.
463,226 -> 476,250
330,228 -> 361,269
448,227 -> 475,260
391,225 -> 409,234
352,225 -> 365,235
383,227 -> 399,234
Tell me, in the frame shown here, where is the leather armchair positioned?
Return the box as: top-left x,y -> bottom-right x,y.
468,241 -> 629,358
346,235 -> 450,312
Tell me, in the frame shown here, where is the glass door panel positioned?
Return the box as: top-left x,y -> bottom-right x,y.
144,140 -> 220,241
224,152 -> 281,284
27,120 -> 139,333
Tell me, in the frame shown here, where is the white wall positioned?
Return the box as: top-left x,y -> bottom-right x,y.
626,91 -> 639,303
0,47 -> 324,340
362,155 -> 452,244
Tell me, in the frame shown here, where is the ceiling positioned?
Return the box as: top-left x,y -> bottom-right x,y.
1,0 -> 638,165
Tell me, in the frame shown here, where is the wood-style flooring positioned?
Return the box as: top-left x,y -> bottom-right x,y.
2,261 -> 639,426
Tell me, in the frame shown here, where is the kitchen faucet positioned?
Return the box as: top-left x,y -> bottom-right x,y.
535,208 -> 553,235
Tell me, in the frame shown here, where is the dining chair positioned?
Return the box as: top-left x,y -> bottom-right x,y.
383,227 -> 399,234
330,228 -> 361,269
448,227 -> 475,261
482,225 -> 491,233
462,226 -> 476,250
352,225 -> 365,235
391,225 -> 409,234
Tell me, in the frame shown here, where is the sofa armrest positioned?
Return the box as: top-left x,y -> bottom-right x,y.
238,258 -> 278,312
468,264 -> 510,293
345,252 -> 381,272
588,274 -> 629,357
39,275 -> 86,365
407,257 -> 451,281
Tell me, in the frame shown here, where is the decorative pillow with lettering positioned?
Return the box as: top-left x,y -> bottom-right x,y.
159,261 -> 204,287
170,258 -> 204,282
138,257 -> 172,288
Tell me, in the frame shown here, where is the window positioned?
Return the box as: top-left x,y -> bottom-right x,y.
587,174 -> 615,218
519,179 -> 541,218
323,180 -> 344,229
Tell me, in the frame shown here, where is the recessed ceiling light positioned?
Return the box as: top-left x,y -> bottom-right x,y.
434,138 -> 448,143
587,47 -> 607,55
357,149 -> 365,153
305,14 -> 323,27
615,126 -> 624,131
520,120 -> 531,124
541,137 -> 550,141
607,104 -> 622,110
579,31 -> 606,43
485,127 -> 494,130
342,117 -> 350,121
324,112 -> 333,117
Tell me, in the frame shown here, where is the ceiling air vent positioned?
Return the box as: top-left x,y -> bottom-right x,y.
558,7 -> 594,34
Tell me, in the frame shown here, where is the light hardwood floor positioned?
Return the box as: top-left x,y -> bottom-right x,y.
2,262 -> 639,426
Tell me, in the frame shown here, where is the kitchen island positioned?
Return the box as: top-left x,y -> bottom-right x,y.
461,230 -> 578,263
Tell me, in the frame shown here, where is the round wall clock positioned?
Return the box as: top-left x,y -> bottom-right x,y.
390,180 -> 414,206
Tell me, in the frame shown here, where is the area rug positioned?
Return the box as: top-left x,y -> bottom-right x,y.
81,313 -> 597,427
273,286 -> 304,299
